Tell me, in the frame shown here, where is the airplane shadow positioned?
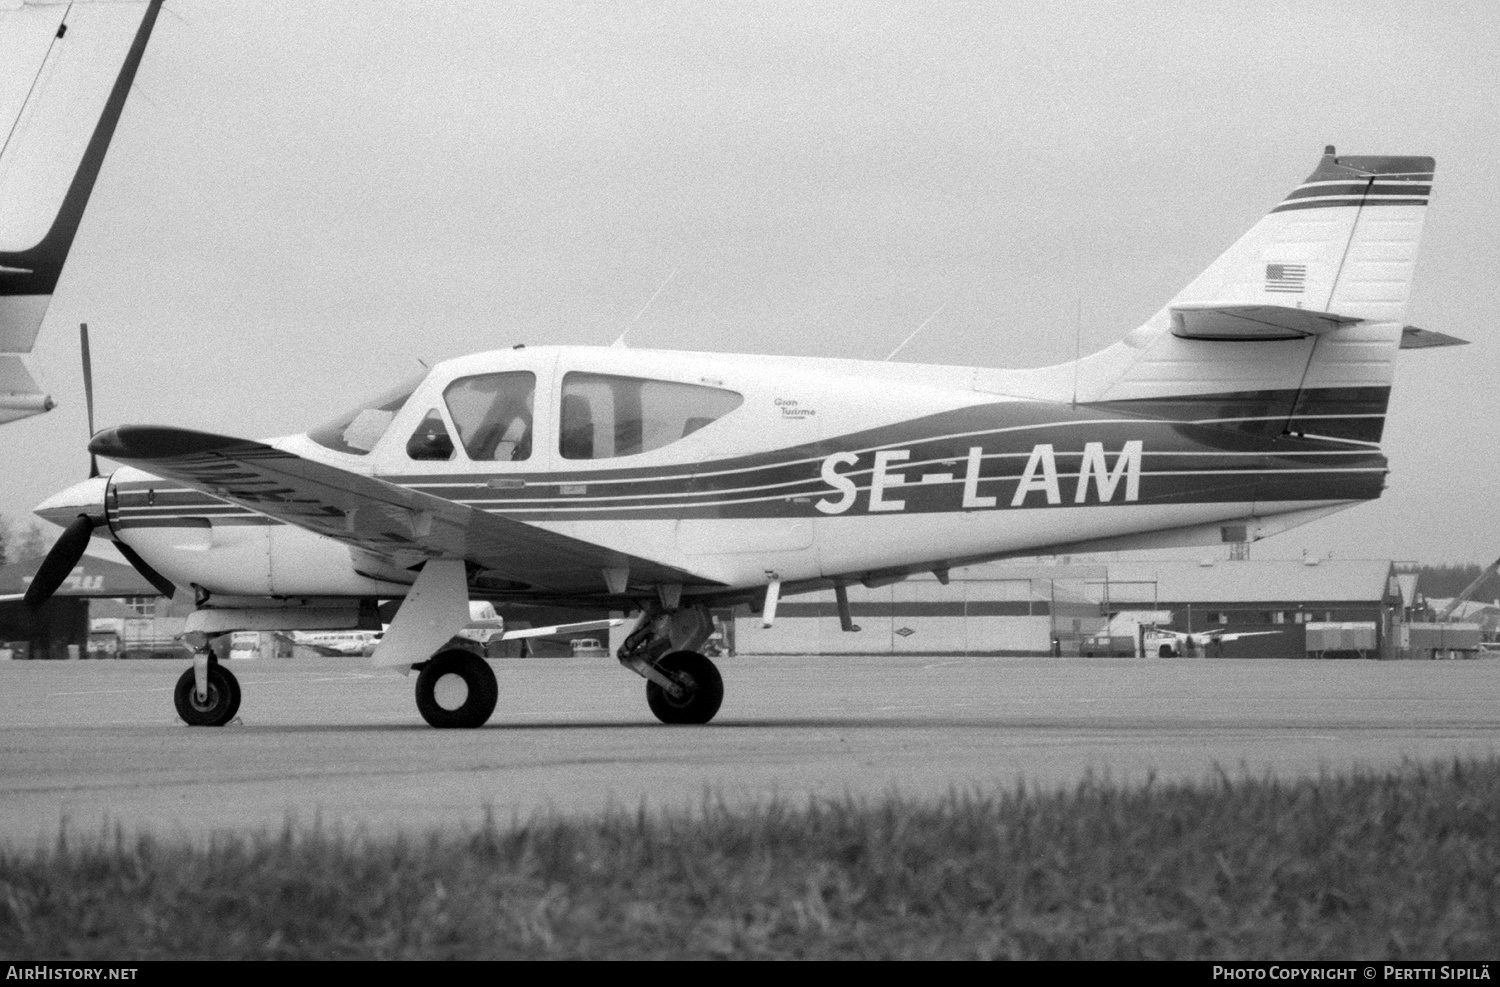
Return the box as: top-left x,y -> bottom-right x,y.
225,715 -> 1393,735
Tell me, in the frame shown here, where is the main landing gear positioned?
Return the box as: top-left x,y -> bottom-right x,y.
618,606 -> 724,725
644,650 -> 724,724
173,645 -> 241,727
413,648 -> 499,728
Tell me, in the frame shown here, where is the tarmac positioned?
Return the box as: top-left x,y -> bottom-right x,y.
1,653 -> 1498,846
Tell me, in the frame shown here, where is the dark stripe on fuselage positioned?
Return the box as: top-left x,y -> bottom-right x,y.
1095,386 -> 1390,444
115,516 -> 279,529
385,399 -> 1386,520
106,394 -> 1389,529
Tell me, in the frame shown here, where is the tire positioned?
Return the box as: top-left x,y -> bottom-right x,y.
415,649 -> 498,728
646,650 -> 724,725
173,664 -> 241,727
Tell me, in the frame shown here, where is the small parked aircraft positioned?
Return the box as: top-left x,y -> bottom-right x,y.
1143,626 -> 1284,659
283,606 -> 622,658
281,629 -> 383,658
0,0 -> 162,425
15,12 -> 1463,732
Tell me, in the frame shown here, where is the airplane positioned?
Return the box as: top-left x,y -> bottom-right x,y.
283,607 -> 623,657
280,629 -> 383,658
1143,626 -> 1284,659
15,49 -> 1458,730
1,0 -> 163,426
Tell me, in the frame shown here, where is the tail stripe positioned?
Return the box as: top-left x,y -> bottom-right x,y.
1272,196 -> 1427,213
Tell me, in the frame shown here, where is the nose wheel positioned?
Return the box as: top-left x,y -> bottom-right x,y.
415,649 -> 499,728
646,650 -> 723,724
173,663 -> 241,726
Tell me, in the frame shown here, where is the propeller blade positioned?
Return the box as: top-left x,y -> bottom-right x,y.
113,540 -> 177,600
81,323 -> 98,478
24,515 -> 96,607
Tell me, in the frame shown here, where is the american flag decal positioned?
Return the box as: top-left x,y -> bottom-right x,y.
1265,263 -> 1307,293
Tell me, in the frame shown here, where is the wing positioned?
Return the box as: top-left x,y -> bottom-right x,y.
1213,630 -> 1284,643
90,425 -> 717,597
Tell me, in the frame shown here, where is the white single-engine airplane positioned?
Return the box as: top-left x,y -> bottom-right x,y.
1143,627 -> 1283,659
16,8 -> 1463,730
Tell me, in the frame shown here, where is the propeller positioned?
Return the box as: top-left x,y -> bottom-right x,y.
81,323 -> 98,478
25,324 -> 177,607
23,515 -> 97,607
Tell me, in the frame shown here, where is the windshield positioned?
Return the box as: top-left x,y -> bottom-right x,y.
307,372 -> 425,455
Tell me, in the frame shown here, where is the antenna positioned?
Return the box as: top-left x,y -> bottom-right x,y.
1071,296 -> 1082,408
884,304 -> 945,362
611,266 -> 679,348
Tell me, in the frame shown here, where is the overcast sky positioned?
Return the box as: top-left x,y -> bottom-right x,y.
3,0 -> 1497,565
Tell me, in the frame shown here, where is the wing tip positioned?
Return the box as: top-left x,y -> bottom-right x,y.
89,425 -> 265,461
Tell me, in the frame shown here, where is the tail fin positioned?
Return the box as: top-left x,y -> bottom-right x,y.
1080,147 -> 1440,445
1164,146 -> 1433,320
0,0 -> 162,425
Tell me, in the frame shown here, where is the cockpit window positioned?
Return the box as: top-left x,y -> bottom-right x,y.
443,372 -> 535,461
406,409 -> 455,461
559,372 -> 742,460
308,373 -> 424,455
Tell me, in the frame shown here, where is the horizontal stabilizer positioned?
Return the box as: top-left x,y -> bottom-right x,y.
0,352 -> 53,423
1399,325 -> 1469,350
1170,304 -> 1361,341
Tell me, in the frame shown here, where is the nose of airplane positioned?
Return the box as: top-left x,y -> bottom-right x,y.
32,475 -> 110,529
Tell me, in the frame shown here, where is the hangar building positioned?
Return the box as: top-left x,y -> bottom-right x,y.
0,555 -> 179,660
729,558 -> 1409,659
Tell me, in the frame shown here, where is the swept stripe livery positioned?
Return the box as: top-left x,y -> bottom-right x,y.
106,394 -> 1387,530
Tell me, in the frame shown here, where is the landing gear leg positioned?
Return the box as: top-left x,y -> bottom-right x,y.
174,638 -> 240,726
617,605 -> 724,724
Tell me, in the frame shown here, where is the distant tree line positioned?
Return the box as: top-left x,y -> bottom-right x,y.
0,514 -> 51,568
1416,563 -> 1500,604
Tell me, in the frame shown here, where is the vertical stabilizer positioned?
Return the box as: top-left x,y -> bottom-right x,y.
0,0 -> 162,425
1078,147 -> 1435,446
1162,146 -> 1433,321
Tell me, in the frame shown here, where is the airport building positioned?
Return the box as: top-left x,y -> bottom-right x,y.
0,555 -> 183,660
729,558 -> 1421,660
3,553 -> 1480,662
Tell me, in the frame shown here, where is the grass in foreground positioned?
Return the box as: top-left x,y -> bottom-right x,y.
3,759 -> 1499,960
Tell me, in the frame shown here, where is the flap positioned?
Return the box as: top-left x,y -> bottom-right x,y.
1170,304 -> 1361,341
89,425 -> 717,598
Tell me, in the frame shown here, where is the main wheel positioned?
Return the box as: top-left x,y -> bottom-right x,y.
415,649 -> 498,728
646,650 -> 723,725
173,663 -> 241,727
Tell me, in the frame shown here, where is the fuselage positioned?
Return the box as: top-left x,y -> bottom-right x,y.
81,344 -> 1385,601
